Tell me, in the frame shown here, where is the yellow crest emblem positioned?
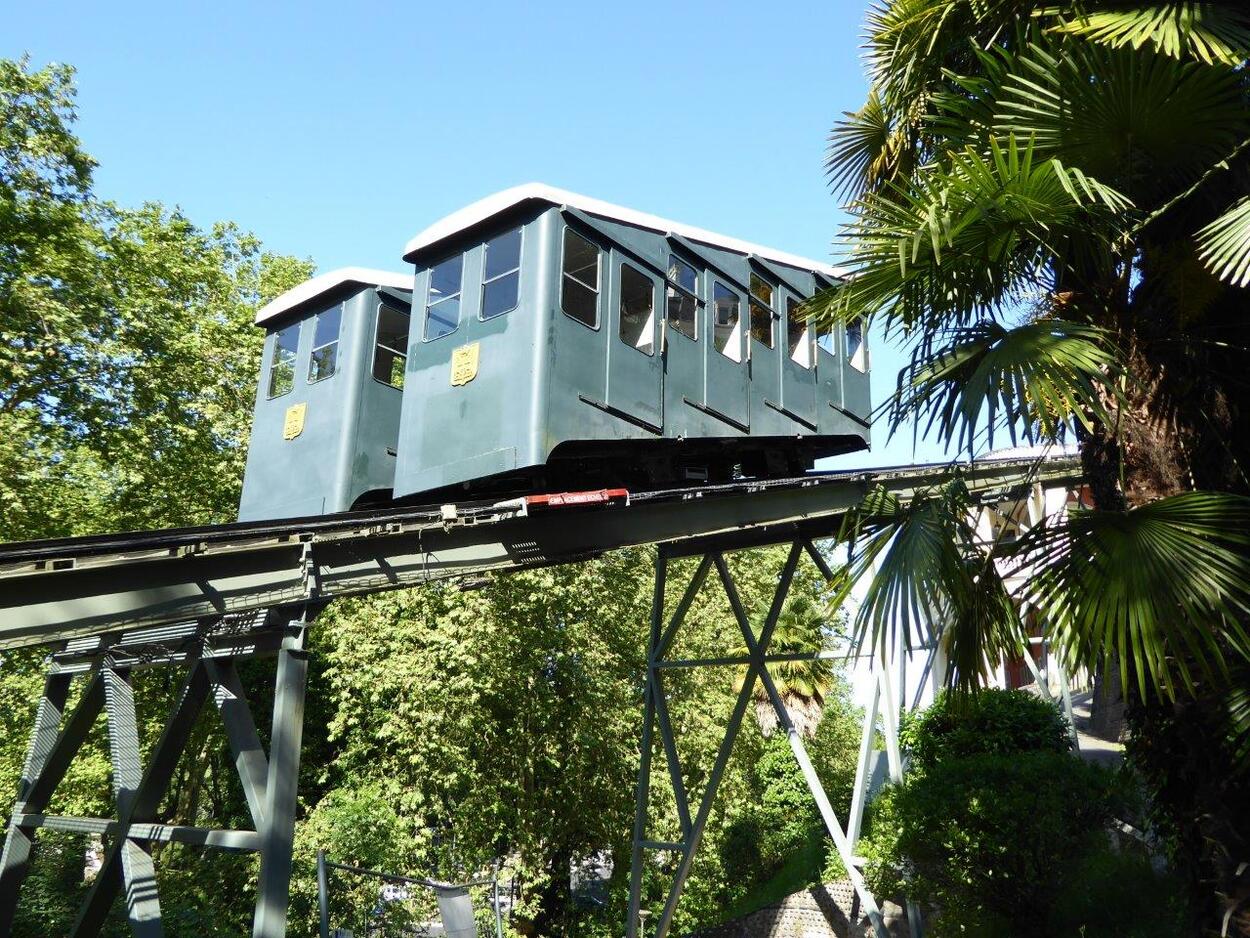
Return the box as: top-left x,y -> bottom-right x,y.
282,403 -> 307,440
450,342 -> 480,387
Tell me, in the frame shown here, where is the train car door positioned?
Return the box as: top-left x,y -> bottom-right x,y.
779,294 -> 818,428
703,280 -> 750,430
605,253 -> 663,431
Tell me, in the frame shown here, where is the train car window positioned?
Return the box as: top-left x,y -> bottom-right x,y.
372,303 -> 410,389
561,228 -> 599,327
847,318 -> 867,371
307,304 -> 342,383
787,297 -> 812,368
666,255 -> 698,340
712,282 -> 743,362
618,263 -> 655,356
424,254 -> 463,341
481,228 -> 522,320
749,274 -> 775,350
267,324 -> 299,398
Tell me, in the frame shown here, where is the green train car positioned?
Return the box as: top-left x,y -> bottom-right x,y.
238,185 -> 869,521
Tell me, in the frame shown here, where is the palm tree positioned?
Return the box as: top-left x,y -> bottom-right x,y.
732,592 -> 836,737
809,2 -> 1250,931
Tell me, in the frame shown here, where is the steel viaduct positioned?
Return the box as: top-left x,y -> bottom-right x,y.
0,455 -> 1081,938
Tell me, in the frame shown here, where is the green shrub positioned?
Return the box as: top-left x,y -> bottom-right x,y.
720,813 -> 766,883
1048,845 -> 1190,937
861,751 -> 1116,937
900,688 -> 1071,772
755,733 -> 821,868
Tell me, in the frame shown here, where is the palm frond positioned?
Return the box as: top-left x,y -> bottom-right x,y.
836,485 -> 963,658
1017,492 -> 1250,701
864,0 -> 961,100
1196,196 -> 1250,288
893,319 -> 1122,454
837,481 -> 1026,692
731,592 -> 835,736
1044,3 -> 1250,66
1228,678 -> 1250,770
992,37 -> 1247,194
928,42 -> 1017,149
941,554 -> 1030,694
827,90 -> 909,202
865,0 -> 1035,113
801,136 -> 1130,333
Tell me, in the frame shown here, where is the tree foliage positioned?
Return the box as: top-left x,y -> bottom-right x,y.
817,2 -> 1250,928
863,688 -> 1185,937
899,687 -> 1072,771
0,57 -> 314,542
0,55 -> 311,936
862,751 -> 1124,937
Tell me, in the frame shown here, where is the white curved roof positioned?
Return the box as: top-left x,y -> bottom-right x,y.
255,267 -> 412,326
403,182 -> 846,278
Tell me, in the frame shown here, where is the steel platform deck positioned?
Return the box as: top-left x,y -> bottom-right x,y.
0,455 -> 1080,651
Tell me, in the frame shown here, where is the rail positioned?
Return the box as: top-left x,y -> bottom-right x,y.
0,454 -> 1080,651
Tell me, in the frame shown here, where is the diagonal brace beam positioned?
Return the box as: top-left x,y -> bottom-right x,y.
0,670 -> 86,934
71,662 -> 210,937
647,545 -> 801,938
206,660 -> 269,830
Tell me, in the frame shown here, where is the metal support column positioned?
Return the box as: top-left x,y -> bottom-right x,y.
317,849 -> 331,938
877,640 -> 924,938
0,609 -> 313,938
626,542 -> 888,938
253,627 -> 309,938
846,680 -> 879,850
627,551 -> 666,938
1055,653 -> 1080,751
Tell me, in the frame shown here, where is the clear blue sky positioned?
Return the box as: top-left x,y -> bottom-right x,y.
8,0 -> 952,468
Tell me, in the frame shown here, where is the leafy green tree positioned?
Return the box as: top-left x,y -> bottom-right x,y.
814,4 -> 1250,929
900,688 -> 1072,771
861,689 -> 1183,937
862,751 -> 1120,937
0,54 -> 312,936
1,56 -> 314,542
0,57 -> 102,431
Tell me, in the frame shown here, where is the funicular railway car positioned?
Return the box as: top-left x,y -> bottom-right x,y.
238,184 -> 870,522
238,269 -> 414,521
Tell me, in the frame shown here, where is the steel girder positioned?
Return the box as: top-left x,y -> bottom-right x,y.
0,457 -> 1081,651
0,609 -> 311,938
625,541 -> 935,938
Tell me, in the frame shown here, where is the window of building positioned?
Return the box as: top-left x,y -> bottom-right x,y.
713,282 -> 742,362
561,228 -> 599,327
481,228 -> 522,320
267,323 -> 299,398
666,255 -> 698,340
847,318 -> 867,371
817,329 -> 836,356
373,303 -> 410,389
619,264 -> 655,355
424,255 -> 463,341
749,273 -> 775,349
787,297 -> 812,368
307,304 -> 342,382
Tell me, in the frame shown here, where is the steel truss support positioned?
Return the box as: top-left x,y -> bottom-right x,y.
0,609 -> 313,937
626,542 -> 890,938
